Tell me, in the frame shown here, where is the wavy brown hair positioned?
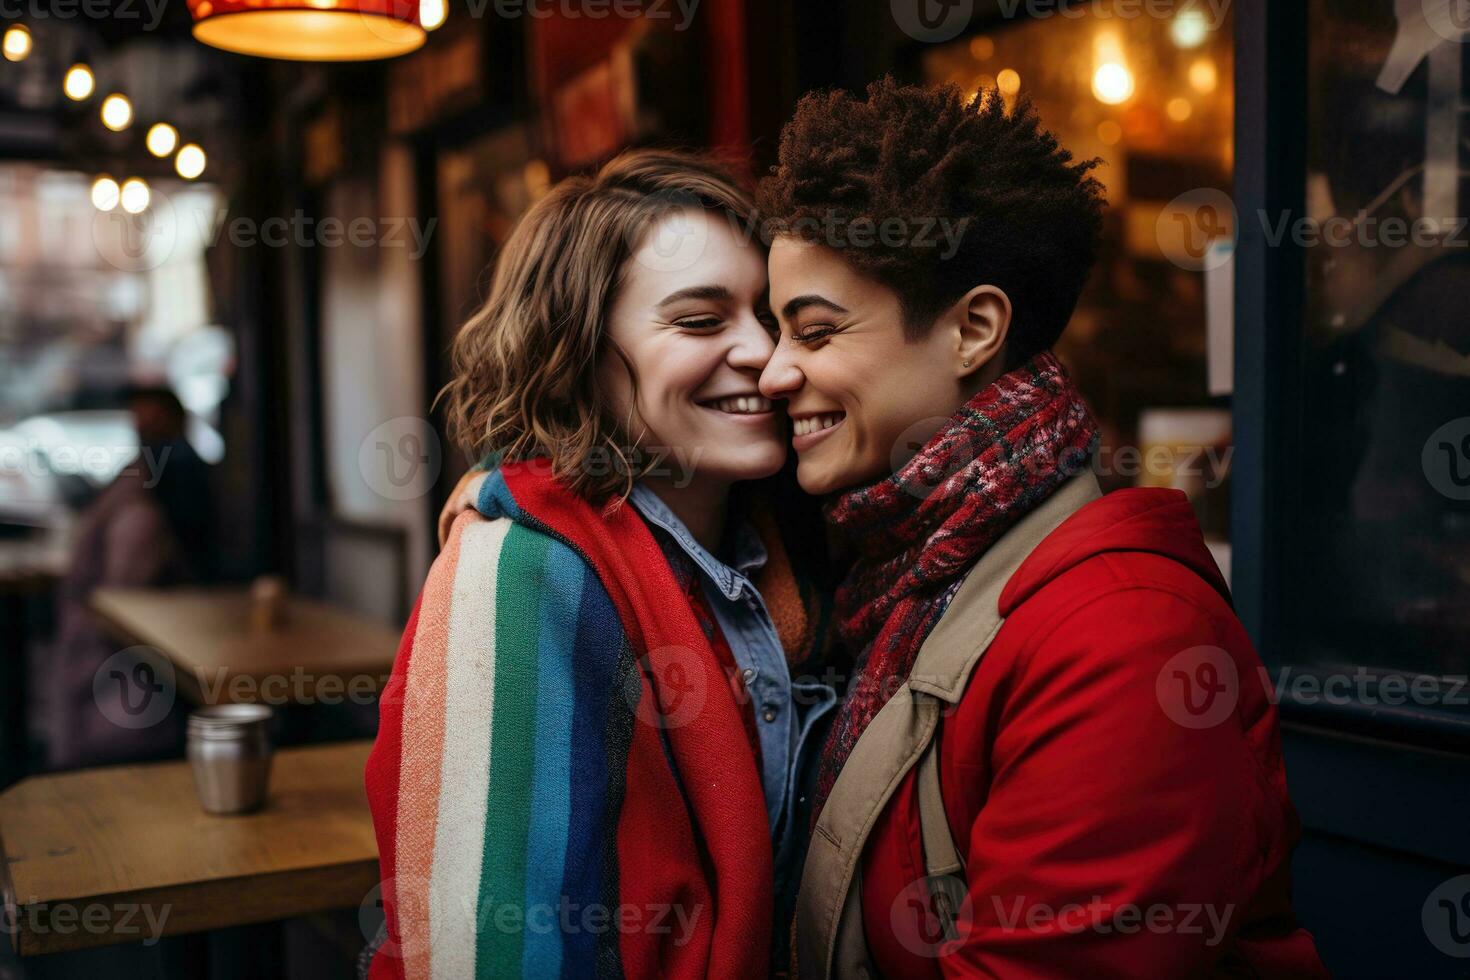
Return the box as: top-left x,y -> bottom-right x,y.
441,149 -> 759,502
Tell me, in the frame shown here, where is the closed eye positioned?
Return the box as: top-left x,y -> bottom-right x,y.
675,317 -> 723,331
791,324 -> 839,344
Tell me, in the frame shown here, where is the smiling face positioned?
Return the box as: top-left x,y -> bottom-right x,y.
598,208 -> 785,492
760,236 -> 990,495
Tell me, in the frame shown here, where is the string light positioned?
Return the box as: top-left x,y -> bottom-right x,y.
120,177 -> 150,214
420,0 -> 447,30
2,25 -> 30,62
1092,63 -> 1135,105
63,64 -> 95,100
91,175 -> 120,212
1189,58 -> 1219,95
1170,9 -> 1210,49
101,94 -> 133,131
18,50 -> 197,198
146,122 -> 179,157
175,143 -> 206,180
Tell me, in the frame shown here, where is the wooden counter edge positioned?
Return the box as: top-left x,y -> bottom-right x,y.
9,857 -> 382,956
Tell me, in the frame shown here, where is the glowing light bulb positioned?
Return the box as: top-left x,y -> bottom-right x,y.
1170,9 -> 1210,48
420,0 -> 446,30
64,64 -> 95,101
175,143 -> 206,180
1092,63 -> 1135,106
146,123 -> 178,157
120,177 -> 150,214
2,25 -> 31,62
1189,58 -> 1218,94
997,69 -> 1021,96
1167,97 -> 1194,122
101,94 -> 133,131
91,176 -> 120,212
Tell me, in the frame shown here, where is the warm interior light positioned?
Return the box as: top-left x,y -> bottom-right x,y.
419,0 -> 445,30
175,143 -> 207,180
101,94 -> 133,131
2,25 -> 31,62
91,176 -> 120,212
63,64 -> 95,100
1189,58 -> 1219,95
120,178 -> 150,214
1092,63 -> 1135,106
1170,9 -> 1210,48
187,0 -> 426,61
1097,120 -> 1123,146
996,69 -> 1021,97
1167,97 -> 1194,122
147,122 -> 179,157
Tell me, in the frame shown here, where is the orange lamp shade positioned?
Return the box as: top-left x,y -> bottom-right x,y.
187,0 -> 426,62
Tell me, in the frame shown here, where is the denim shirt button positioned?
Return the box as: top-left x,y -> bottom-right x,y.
762,706 -> 778,723
742,667 -> 757,682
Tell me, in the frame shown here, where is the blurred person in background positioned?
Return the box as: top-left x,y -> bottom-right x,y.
45,385 -> 214,769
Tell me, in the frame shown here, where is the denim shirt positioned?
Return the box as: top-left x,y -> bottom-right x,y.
629,484 -> 838,860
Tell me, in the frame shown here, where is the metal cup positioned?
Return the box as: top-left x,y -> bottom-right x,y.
186,704 -> 275,815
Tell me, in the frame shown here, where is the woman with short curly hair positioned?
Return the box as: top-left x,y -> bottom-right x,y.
756,79 -> 1327,979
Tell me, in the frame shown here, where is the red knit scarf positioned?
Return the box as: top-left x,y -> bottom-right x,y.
813,351 -> 1099,814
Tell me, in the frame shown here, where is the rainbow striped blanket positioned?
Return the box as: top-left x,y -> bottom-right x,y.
364,462 -> 774,979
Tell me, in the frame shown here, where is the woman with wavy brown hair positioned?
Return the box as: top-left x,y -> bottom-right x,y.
363,150 -> 835,980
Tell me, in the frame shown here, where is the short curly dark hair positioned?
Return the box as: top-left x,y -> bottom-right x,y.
757,77 -> 1106,362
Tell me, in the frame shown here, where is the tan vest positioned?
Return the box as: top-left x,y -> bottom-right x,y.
794,473 -> 1102,979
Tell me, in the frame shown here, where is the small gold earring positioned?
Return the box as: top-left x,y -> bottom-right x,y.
962,358 -> 973,368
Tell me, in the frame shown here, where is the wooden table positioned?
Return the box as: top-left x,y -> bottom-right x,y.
90,588 -> 401,706
0,739 -> 380,956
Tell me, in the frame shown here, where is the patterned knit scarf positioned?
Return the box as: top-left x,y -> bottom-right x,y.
813,351 -> 1099,814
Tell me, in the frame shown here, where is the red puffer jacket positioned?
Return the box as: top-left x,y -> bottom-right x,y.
859,487 -> 1329,978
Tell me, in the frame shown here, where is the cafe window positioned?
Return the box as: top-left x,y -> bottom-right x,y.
0,166 -> 230,516
1289,1 -> 1470,687
921,6 -> 1236,576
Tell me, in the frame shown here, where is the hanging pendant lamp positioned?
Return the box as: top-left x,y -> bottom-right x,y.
187,0 -> 426,62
